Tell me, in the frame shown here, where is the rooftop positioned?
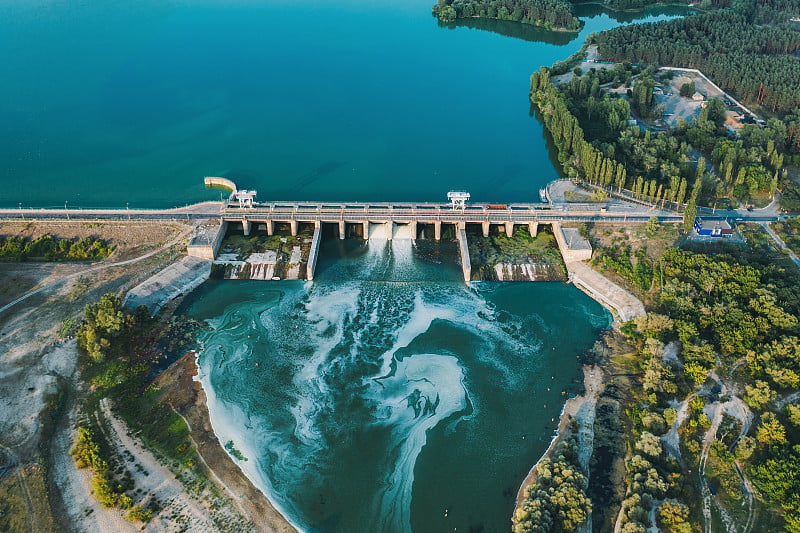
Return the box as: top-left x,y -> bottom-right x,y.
695,218 -> 732,230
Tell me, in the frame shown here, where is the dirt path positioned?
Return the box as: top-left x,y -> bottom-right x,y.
47,349 -> 135,533
662,394 -> 694,465
775,390 -> 800,410
97,399 -> 246,532
0,223 -> 194,316
699,403 -> 723,533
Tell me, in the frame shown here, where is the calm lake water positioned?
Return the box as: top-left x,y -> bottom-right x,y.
0,0 -> 684,208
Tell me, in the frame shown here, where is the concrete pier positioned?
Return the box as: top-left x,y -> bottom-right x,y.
339,220 -> 345,240
505,222 -> 514,238
529,222 -> 538,237
386,221 -> 393,240
307,224 -> 322,281
266,220 -> 274,236
242,218 -> 251,236
434,221 -> 441,241
457,226 -> 471,282
482,221 -> 490,237
290,220 -> 298,236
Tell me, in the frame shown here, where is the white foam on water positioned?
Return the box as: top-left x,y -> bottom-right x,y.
193,264 -> 563,532
359,292 -> 470,531
370,353 -> 467,532
195,345 -> 305,532
290,285 -> 362,449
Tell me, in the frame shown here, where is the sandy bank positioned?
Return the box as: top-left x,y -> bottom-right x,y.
154,353 -> 297,533
514,365 -> 604,516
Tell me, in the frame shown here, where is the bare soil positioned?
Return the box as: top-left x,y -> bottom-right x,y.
0,219 -> 267,532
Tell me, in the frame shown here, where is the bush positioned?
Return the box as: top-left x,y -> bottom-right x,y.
679,81 -> 696,97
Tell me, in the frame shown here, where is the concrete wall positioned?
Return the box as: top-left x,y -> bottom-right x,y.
307,225 -> 322,281
457,227 -> 471,282
552,222 -> 592,262
123,256 -> 211,316
187,220 -> 227,260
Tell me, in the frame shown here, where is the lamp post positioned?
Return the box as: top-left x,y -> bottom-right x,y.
65,201 -> 69,220
19,202 -> 23,220
127,202 -> 130,220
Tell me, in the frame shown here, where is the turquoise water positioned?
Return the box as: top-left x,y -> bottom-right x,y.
1,2 -> 683,529
183,238 -> 611,532
0,1 -> 683,208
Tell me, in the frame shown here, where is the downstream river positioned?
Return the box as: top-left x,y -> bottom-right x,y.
1,1 -> 686,530
183,238 -> 611,532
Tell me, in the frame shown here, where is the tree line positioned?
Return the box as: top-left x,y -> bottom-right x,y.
512,428 -> 591,532
0,234 -> 113,261
432,0 -> 581,30
531,67 -> 701,207
533,59 -> 796,208
593,4 -> 800,112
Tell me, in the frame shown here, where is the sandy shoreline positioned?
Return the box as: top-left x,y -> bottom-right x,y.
155,352 -> 298,533
514,365 -> 604,518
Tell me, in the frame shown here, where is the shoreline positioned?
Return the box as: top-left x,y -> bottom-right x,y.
513,262 -> 641,525
155,352 -> 298,533
514,364 -> 604,518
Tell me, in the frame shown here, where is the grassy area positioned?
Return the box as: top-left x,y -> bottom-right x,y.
0,235 -> 114,262
0,464 -> 57,533
589,222 -> 681,303
74,297 -> 214,515
220,232 -> 313,259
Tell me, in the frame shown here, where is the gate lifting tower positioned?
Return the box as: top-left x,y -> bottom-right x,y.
447,191 -> 470,209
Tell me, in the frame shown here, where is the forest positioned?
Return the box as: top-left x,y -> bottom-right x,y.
594,0 -> 800,112
590,226 -> 800,530
530,61 -> 797,207
432,0 -> 581,30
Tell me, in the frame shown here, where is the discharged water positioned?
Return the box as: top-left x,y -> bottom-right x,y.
182,238 -> 611,532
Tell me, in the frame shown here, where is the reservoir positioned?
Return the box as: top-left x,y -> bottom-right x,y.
0,0 -> 684,208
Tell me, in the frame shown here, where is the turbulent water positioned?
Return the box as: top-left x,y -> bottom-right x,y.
184,238 -> 610,532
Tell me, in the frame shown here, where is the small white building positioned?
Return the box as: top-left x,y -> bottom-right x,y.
691,91 -> 705,102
